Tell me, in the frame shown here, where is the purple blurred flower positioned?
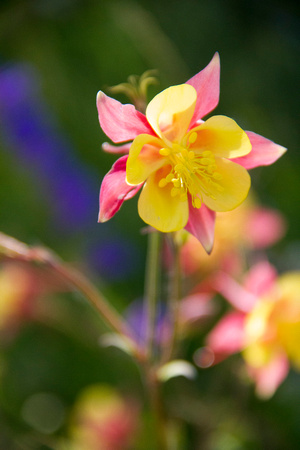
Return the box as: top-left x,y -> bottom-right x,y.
0,62 -> 142,280
126,299 -> 169,346
87,236 -> 142,281
0,62 -> 96,230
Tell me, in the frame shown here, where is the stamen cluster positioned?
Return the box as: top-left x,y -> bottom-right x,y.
158,131 -> 224,209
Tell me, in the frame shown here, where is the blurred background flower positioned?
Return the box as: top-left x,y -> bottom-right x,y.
63,384 -> 140,450
178,194 -> 287,277
205,261 -> 300,397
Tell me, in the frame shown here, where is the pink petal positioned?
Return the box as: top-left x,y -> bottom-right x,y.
186,52 -> 220,125
185,200 -> 216,254
242,260 -> 278,297
232,131 -> 287,169
179,292 -> 214,325
97,91 -> 155,143
98,156 -> 142,222
246,207 -> 287,248
212,271 -> 257,312
206,311 -> 246,360
248,353 -> 289,398
102,142 -> 131,154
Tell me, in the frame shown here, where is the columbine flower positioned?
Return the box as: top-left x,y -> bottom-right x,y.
205,261 -> 300,397
97,53 -> 286,252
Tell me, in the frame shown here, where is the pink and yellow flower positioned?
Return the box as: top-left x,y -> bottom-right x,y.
205,261 -> 300,397
97,53 -> 286,252
66,384 -> 139,450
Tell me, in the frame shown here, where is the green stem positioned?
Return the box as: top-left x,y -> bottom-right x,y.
145,230 -> 162,360
162,234 -> 182,363
147,370 -> 169,450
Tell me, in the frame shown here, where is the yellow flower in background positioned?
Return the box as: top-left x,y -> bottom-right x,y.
206,262 -> 300,397
65,384 -> 139,450
244,272 -> 300,370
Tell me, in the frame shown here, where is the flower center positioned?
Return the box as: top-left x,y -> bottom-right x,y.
158,131 -> 223,208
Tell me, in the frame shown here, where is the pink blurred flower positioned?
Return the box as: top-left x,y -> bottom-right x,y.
97,54 -> 286,252
179,291 -> 215,330
205,261 -> 300,397
0,261 -> 68,339
66,384 -> 139,450
0,263 -> 38,333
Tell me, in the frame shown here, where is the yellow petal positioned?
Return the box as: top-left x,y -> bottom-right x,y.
277,321 -> 300,369
276,272 -> 300,367
138,168 -> 189,232
146,84 -> 197,143
189,115 -> 252,158
201,158 -> 251,212
126,134 -> 165,185
277,273 -> 300,299
243,342 -> 274,368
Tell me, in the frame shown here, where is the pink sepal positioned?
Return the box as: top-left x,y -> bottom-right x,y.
185,200 -> 215,254
249,353 -> 289,398
232,131 -> 287,169
206,311 -> 246,359
242,260 -> 277,297
212,271 -> 257,312
102,142 -> 131,154
186,52 -> 220,126
97,91 -> 154,143
98,156 -> 142,222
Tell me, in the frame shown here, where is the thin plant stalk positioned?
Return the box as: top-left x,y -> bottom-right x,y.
0,232 -> 144,360
146,370 -> 169,450
144,230 -> 162,360
161,234 -> 182,363
54,262 -> 144,359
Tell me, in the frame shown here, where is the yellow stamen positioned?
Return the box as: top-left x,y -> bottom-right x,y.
166,173 -> 174,183
174,164 -> 184,172
200,158 -> 213,165
156,133 -> 225,207
171,187 -> 180,197
212,172 -> 222,180
172,178 -> 181,188
207,165 -> 216,173
194,197 -> 202,209
158,178 -> 168,188
188,131 -> 197,144
159,148 -> 171,156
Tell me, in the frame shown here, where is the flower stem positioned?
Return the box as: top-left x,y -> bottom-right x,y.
162,234 -> 182,363
145,230 -> 162,360
146,369 -> 169,450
